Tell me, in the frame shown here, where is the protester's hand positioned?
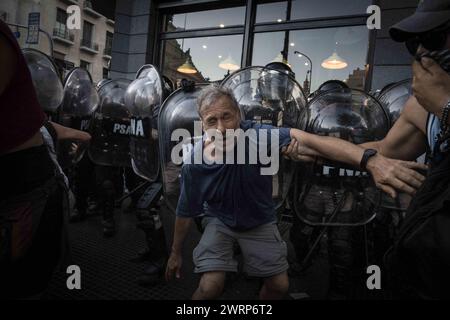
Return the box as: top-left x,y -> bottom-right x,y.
165,251 -> 183,281
68,142 -> 79,156
366,154 -> 427,198
50,121 -> 91,143
281,139 -> 321,162
412,57 -> 450,115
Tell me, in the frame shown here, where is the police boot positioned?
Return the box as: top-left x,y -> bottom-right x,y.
327,224 -> 355,300
102,218 -> 115,237
101,180 -> 116,238
87,200 -> 100,216
136,211 -> 168,286
69,207 -> 87,223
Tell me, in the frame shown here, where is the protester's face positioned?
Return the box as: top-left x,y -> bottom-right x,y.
200,97 -> 241,134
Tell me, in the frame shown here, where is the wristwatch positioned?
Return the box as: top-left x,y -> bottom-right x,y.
440,99 -> 450,133
360,149 -> 378,171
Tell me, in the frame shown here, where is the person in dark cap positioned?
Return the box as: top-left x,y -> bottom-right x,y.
382,0 -> 450,299
287,0 -> 450,299
389,0 -> 450,43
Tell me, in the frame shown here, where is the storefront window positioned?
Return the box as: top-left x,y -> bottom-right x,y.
252,26 -> 369,93
256,1 -> 288,24
162,35 -> 243,87
256,0 -> 372,24
164,7 -> 246,32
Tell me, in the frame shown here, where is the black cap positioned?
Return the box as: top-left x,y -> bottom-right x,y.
389,0 -> 450,42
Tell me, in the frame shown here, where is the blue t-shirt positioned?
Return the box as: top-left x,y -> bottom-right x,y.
176,120 -> 292,230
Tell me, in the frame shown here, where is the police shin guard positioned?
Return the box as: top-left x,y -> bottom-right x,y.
136,210 -> 168,286
289,208 -> 322,274
100,180 -> 116,237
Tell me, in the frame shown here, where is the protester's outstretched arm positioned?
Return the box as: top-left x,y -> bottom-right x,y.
49,121 -> 91,142
286,128 -> 427,198
359,97 -> 428,160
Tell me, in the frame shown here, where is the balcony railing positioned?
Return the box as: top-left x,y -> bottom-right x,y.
80,38 -> 99,53
53,27 -> 74,44
83,0 -> 102,18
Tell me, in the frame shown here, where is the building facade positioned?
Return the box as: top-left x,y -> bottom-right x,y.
0,0 -> 114,83
1,0 -> 419,91
109,0 -> 418,93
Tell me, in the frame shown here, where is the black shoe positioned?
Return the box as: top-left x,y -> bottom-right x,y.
137,259 -> 166,287
102,219 -> 116,238
87,202 -> 100,216
130,248 -> 152,263
69,209 -> 86,223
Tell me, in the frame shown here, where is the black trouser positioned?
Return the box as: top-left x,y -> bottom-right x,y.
73,155 -> 96,214
95,165 -> 122,222
0,145 -> 64,299
123,166 -> 146,206
290,184 -> 390,299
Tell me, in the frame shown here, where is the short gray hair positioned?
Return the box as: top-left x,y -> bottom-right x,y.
197,85 -> 240,115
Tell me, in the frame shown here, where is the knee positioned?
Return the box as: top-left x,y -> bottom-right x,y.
195,274 -> 225,300
265,274 -> 289,295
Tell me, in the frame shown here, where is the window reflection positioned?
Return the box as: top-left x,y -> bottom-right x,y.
163,35 -> 243,86
256,1 -> 287,24
252,26 -> 369,93
164,7 -> 245,32
256,0 -> 372,23
291,0 -> 372,20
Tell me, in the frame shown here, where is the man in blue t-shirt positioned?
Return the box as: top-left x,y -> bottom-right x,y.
165,85 -> 427,300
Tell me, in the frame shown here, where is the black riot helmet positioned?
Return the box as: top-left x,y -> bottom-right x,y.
264,61 -> 296,79
317,80 -> 349,93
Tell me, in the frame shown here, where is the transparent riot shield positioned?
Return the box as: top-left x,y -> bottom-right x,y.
158,84 -> 207,213
221,66 -> 308,210
58,67 -> 99,168
88,79 -> 132,167
377,79 -> 412,125
294,88 -> 390,226
125,65 -> 172,182
22,48 -> 64,113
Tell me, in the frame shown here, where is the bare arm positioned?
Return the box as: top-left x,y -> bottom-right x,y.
359,96 -> 427,161
0,33 -> 17,96
290,129 -> 365,168
49,121 -> 91,142
286,127 -> 427,198
165,216 -> 192,281
171,216 -> 192,254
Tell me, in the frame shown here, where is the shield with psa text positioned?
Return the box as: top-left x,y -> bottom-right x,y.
221,66 -> 308,212
125,65 -> 172,182
58,67 -> 99,168
88,78 -> 132,167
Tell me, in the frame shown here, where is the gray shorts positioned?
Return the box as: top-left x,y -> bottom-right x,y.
193,217 -> 288,278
